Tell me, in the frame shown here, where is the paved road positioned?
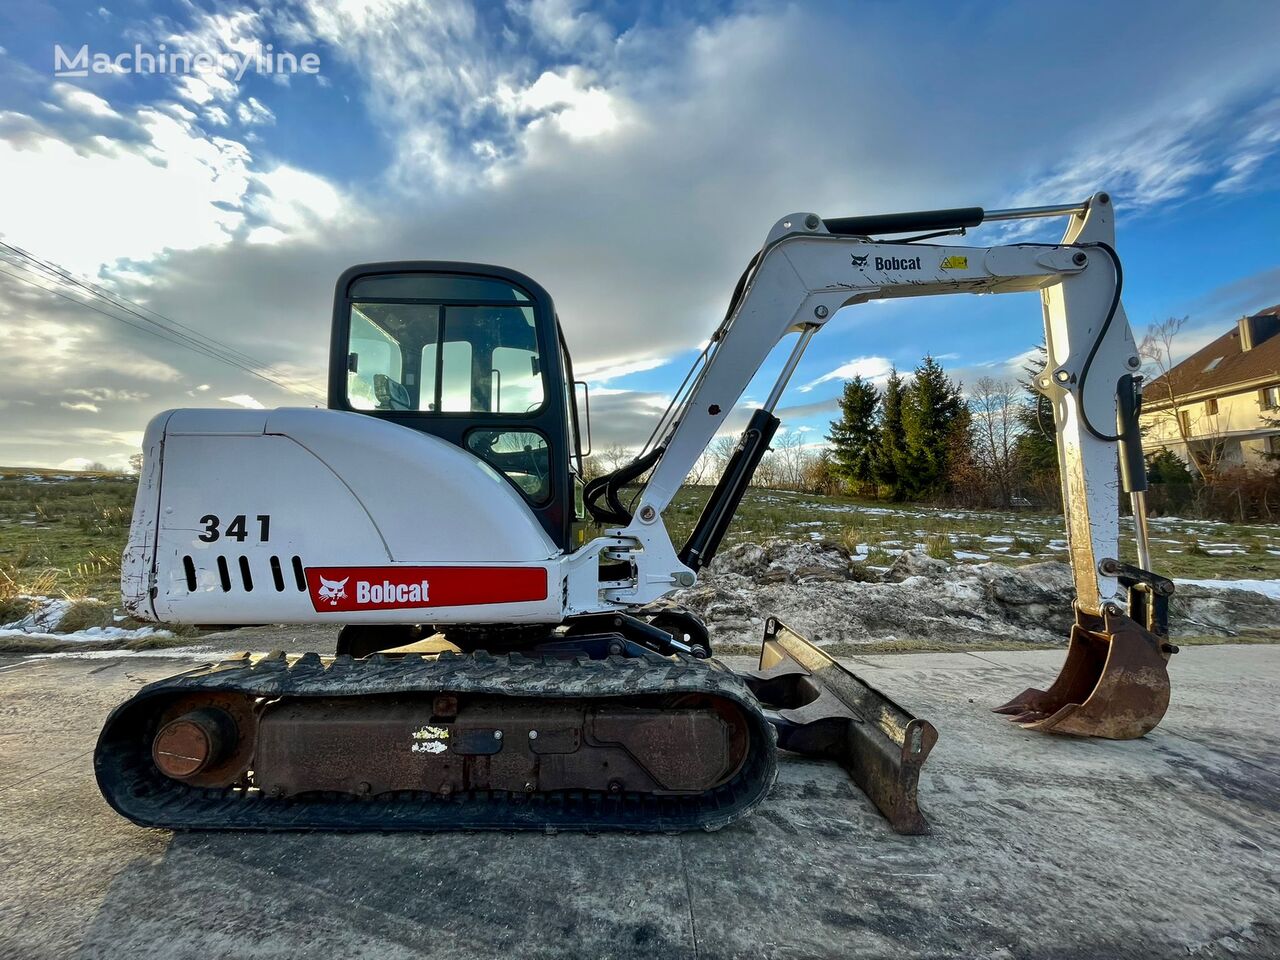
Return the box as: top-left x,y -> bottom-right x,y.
1,642 -> 1277,959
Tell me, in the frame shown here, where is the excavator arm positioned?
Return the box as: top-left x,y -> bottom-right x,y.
577,191 -> 1174,740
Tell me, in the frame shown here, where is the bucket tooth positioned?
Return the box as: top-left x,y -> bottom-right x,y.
994,609 -> 1172,740
737,618 -> 937,835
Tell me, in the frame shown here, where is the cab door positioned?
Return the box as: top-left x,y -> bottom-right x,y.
328,262 -> 578,550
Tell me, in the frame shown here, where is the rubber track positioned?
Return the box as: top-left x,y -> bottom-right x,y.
95,650 -> 779,832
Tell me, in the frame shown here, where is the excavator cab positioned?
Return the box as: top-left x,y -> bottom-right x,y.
326,262 -> 589,549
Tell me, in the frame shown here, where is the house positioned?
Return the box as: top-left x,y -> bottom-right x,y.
1141,305 -> 1280,471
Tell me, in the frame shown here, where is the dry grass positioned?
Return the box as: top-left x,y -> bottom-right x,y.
924,533 -> 954,561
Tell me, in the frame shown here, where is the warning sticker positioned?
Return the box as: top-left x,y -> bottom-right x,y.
940,255 -> 968,270
411,724 -> 450,754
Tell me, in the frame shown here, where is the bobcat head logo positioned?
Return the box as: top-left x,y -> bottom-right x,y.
317,576 -> 349,605
850,254 -> 868,268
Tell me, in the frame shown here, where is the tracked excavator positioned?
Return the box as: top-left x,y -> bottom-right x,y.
96,191 -> 1176,835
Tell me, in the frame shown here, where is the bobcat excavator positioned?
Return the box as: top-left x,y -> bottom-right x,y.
96,191 -> 1176,836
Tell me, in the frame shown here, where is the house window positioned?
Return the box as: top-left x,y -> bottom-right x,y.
1179,410 -> 1192,436
1268,434 -> 1280,457
1261,386 -> 1280,411
1205,397 -> 1219,415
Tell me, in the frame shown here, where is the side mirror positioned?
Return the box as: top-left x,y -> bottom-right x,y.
347,352 -> 359,374
575,380 -> 592,456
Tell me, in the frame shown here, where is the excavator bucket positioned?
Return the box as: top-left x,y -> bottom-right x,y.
993,608 -> 1173,739
738,618 -> 938,835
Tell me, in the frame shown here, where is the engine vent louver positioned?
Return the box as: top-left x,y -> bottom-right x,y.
180,555 -> 306,594
215,556 -> 232,592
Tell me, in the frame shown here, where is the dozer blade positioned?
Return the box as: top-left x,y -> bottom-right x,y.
737,618 -> 938,835
993,608 -> 1172,739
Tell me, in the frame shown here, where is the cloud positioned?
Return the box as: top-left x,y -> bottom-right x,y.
1215,97 -> 1280,193
5,0 -> 1280,469
236,97 -> 275,126
999,91 -> 1280,230
573,355 -> 670,384
65,387 -> 147,399
52,83 -> 120,119
59,401 -> 101,413
0,107 -> 251,273
1188,264 -> 1280,320
499,68 -> 621,140
799,357 -> 893,393
220,394 -> 265,409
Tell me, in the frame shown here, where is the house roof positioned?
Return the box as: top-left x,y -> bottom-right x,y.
1144,305 -> 1280,406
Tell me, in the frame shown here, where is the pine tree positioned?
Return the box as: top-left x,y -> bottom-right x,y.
1013,342 -> 1061,505
901,355 -> 966,499
872,368 -> 908,500
826,375 -> 880,494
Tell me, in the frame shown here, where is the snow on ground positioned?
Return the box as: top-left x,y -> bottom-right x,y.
0,596 -> 171,644
24,647 -> 216,662
1173,578 -> 1280,601
0,626 -> 171,644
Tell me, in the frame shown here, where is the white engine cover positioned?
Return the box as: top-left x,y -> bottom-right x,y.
122,408 -> 567,625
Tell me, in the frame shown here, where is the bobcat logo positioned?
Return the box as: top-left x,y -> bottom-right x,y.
850,254 -> 868,268
317,576 -> 349,606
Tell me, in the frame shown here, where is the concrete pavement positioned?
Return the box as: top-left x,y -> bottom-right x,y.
1,641 -> 1277,959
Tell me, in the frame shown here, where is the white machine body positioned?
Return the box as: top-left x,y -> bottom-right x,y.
123,408 -> 569,624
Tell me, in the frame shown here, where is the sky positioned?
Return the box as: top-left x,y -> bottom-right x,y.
0,0 -> 1278,470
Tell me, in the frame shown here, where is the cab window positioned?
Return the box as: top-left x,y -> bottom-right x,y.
346,305 -> 431,410
466,430 -> 551,503
344,277 -> 544,416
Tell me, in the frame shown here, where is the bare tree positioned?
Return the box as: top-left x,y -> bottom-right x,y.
772,431 -> 808,491
754,450 -> 784,489
969,377 -> 1020,506
1140,316 -> 1225,483
684,451 -> 715,486
582,443 -> 633,482
708,435 -> 738,472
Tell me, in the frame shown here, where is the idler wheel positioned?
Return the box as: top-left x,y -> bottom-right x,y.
152,707 -> 237,779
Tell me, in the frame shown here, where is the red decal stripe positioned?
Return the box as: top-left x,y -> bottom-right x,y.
305,566 -> 548,613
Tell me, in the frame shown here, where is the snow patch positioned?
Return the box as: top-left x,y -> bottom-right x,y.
1,596 -> 172,644
1173,578 -> 1280,600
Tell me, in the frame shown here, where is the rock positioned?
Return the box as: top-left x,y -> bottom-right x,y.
1171,583 -> 1280,637
884,551 -> 951,582
981,561 -> 1073,605
710,538 -> 857,584
711,542 -> 766,579
675,540 -> 1280,652
793,566 -> 847,583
